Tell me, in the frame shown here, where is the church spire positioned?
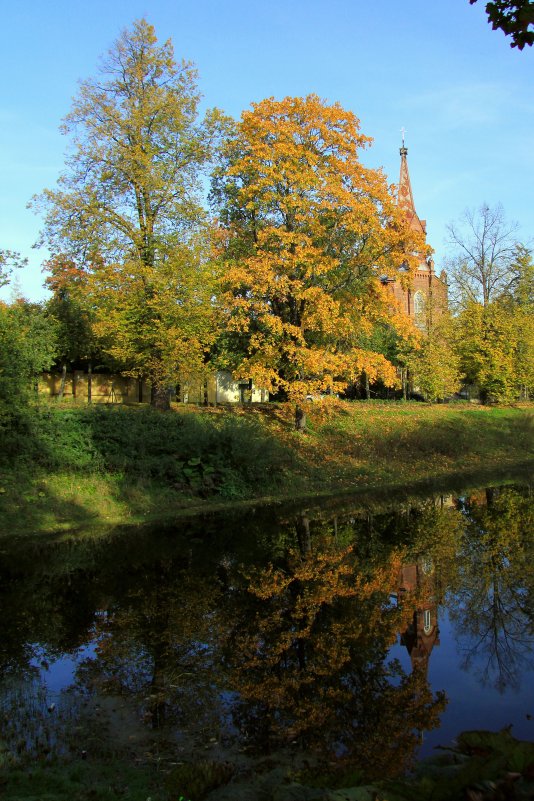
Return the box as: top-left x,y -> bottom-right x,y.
397,132 -> 426,236
398,129 -> 416,215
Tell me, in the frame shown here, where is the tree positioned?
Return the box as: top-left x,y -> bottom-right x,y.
212,95 -> 425,427
445,204 -> 520,309
451,244 -> 534,402
85,242 -> 218,400
453,299 -> 531,402
469,1 -> 534,49
33,19 -> 223,407
43,255 -> 102,401
405,315 -> 461,402
0,249 -> 27,289
0,299 -> 57,418
33,18 -> 219,269
501,243 -> 534,308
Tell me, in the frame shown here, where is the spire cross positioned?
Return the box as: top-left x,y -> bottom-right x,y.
400,126 -> 407,146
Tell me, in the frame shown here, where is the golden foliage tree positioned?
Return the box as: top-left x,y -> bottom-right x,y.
211,95 -> 425,423
33,19 -> 223,407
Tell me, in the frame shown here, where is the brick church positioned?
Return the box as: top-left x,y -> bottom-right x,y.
385,143 -> 448,329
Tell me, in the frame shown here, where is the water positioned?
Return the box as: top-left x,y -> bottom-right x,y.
1,479 -> 533,779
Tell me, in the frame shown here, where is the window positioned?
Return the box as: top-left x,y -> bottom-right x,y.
423,609 -> 432,634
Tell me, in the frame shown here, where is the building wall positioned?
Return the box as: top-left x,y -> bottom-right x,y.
39,370 -> 269,405
389,267 -> 448,328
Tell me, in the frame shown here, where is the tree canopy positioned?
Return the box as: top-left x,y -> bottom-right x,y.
211,95 -> 425,409
469,1 -> 534,48
32,18 -> 221,268
33,19 -> 223,407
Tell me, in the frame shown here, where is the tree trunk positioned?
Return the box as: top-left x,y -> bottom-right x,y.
364,371 -> 370,400
87,361 -> 92,404
296,515 -> 311,556
57,363 -> 67,400
402,369 -> 408,401
295,404 -> 306,432
138,377 -> 143,403
151,384 -> 170,411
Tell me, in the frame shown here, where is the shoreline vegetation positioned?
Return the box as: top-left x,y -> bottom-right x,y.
1,399 -> 532,539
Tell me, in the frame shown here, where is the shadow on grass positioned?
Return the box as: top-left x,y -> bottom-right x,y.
0,403 -> 306,537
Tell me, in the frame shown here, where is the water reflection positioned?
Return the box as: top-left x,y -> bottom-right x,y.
223,514 -> 446,777
448,486 -> 534,692
0,482 -> 532,779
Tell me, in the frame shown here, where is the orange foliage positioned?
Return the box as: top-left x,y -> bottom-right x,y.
214,95 -> 426,399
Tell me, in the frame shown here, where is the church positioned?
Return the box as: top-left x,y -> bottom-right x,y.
384,142 -> 448,329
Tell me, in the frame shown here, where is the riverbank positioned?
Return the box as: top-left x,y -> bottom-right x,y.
1,399 -> 532,538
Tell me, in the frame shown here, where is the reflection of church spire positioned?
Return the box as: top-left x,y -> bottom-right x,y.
397,559 -> 440,677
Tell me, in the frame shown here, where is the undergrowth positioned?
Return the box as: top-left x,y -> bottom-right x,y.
0,400 -> 532,536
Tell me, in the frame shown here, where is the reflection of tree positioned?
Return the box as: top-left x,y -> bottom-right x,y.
0,492 -> 475,774
225,517 -> 446,779
449,487 -> 534,692
0,540 -> 105,679
75,559 -> 223,732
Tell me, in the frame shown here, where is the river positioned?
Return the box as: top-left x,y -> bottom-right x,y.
1,478 -> 533,785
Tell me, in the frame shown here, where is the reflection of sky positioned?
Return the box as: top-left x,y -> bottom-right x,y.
389,607 -> 534,758
31,644 -> 96,696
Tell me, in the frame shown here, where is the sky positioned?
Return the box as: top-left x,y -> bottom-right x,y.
1,0 -> 532,301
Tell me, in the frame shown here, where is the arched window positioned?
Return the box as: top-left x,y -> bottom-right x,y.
423,609 -> 432,635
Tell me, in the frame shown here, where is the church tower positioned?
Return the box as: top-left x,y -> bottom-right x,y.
388,138 -> 448,329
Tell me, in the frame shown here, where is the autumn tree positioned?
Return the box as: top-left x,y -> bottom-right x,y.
469,0 -> 534,48
85,241 -> 218,399
211,95 -> 425,428
33,19 -> 223,407
445,204 -> 520,309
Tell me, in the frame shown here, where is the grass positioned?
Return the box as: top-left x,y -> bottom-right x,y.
0,399 -> 532,538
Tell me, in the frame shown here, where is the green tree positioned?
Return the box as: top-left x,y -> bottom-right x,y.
454,299 -> 528,402
85,242 -> 218,400
405,314 -> 461,402
0,300 -> 57,417
469,1 -> 534,48
500,244 -> 534,308
44,255 -> 102,401
33,19 -> 224,407
452,245 -> 534,402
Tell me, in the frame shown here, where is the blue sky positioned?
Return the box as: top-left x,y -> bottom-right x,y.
1,0 -> 532,301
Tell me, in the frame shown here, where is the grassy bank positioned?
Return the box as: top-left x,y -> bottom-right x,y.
0,399 -> 532,537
